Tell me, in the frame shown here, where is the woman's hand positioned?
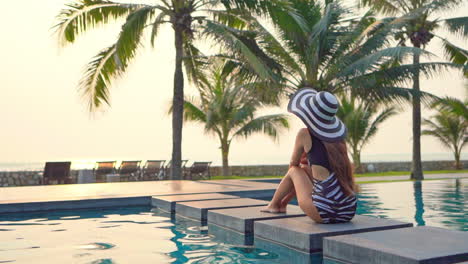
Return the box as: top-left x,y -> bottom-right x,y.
300,152 -> 308,166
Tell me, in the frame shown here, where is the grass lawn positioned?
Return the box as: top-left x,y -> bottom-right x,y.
211,169 -> 468,180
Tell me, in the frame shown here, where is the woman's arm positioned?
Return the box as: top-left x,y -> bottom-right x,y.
289,128 -> 309,168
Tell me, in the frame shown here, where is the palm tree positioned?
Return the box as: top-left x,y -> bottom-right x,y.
422,107 -> 467,169
54,0 -> 287,180
358,0 -> 468,179
230,1 -> 453,100
170,61 -> 289,176
336,95 -> 399,172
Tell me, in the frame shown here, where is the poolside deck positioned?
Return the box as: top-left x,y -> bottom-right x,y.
0,179 -> 277,205
1,172 -> 466,205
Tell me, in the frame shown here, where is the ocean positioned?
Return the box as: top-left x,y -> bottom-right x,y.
0,152 -> 465,171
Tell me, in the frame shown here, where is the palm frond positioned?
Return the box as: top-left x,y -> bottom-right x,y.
358,0 -> 401,15
344,84 -> 440,106
228,104 -> 255,129
361,106 -> 398,147
150,11 -> 170,47
183,42 -> 210,88
440,38 -> 468,66
232,114 -> 289,141
423,109 -> 467,155
182,99 -> 208,123
432,96 -> 468,120
421,127 -> 452,149
442,16 -> 468,38
202,20 -> 281,81
54,0 -> 145,46
79,45 -> 118,111
206,8 -> 249,29
427,0 -> 467,14
79,6 -> 154,111
338,46 -> 434,78
342,62 -> 459,95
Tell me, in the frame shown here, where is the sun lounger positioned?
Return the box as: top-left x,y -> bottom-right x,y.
188,161 -> 212,180
42,162 -> 72,185
141,160 -> 166,180
94,161 -> 116,183
118,160 -> 141,181
164,160 -> 188,179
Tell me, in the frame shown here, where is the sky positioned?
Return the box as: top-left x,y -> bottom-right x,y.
0,0 -> 467,168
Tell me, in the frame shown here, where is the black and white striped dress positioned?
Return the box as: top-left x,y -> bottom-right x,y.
311,172 -> 357,224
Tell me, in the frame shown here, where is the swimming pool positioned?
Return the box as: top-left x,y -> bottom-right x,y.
0,178 -> 466,263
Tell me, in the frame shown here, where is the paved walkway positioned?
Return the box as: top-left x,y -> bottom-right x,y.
0,179 -> 277,204
0,173 -> 465,205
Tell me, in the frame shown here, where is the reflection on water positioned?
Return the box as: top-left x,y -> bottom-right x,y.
357,179 -> 467,231
413,181 -> 425,226
162,209 -> 279,264
0,179 -> 465,264
0,206 -> 284,264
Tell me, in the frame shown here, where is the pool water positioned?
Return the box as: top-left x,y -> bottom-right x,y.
357,178 -> 466,231
0,179 -> 466,263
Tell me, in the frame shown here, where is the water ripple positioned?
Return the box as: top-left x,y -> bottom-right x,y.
78,243 -> 115,250
89,259 -> 116,264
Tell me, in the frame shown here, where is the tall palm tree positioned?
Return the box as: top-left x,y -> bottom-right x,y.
422,107 -> 467,169
336,95 -> 399,172
170,62 -> 289,176
358,0 -> 468,180
54,0 -> 287,179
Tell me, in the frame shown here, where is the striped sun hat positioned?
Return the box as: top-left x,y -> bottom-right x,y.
287,87 -> 347,142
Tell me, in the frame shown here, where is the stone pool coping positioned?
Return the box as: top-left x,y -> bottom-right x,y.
0,179 -> 277,213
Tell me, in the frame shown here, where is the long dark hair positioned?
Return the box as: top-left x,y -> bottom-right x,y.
323,141 -> 359,196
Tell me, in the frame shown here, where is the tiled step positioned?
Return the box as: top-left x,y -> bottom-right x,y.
151,193 -> 239,212
323,226 -> 468,264
254,215 -> 413,254
208,205 -> 305,245
175,198 -> 268,224
209,205 -> 305,234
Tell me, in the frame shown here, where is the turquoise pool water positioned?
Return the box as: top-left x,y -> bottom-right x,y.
0,178 -> 466,263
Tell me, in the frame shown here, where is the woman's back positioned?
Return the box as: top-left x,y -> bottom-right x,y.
304,129 -> 357,223
311,173 -> 357,223
305,129 -> 333,181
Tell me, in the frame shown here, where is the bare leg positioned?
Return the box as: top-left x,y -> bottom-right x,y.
278,165 -> 312,212
260,172 -> 295,213
279,189 -> 295,212
288,166 -> 322,223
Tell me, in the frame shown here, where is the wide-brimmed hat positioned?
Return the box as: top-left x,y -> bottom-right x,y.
287,87 -> 347,142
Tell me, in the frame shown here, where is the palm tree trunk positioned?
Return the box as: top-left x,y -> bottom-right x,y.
171,26 -> 184,180
454,149 -> 461,170
411,48 -> 424,180
221,140 -> 230,176
352,148 -> 362,173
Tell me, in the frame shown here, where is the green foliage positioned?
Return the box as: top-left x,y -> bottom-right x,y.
178,60 -> 289,141
359,0 -> 468,64
79,6 -> 155,110
423,97 -> 468,168
336,94 -> 399,171
55,0 -> 287,112
168,60 -> 289,173
232,0 -> 454,105
432,96 -> 468,121
54,0 -> 146,46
